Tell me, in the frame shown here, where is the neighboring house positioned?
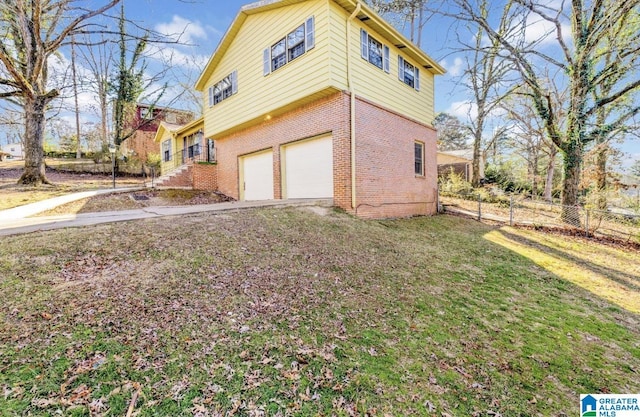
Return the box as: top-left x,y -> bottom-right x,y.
157,0 -> 445,218
120,104 -> 193,164
1,142 -> 24,160
437,149 -> 485,183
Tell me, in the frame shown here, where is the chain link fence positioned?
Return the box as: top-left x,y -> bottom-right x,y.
439,191 -> 640,245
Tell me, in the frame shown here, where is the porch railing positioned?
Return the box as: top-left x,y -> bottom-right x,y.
161,144 -> 216,177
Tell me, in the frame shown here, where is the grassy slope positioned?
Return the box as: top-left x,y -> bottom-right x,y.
0,209 -> 638,416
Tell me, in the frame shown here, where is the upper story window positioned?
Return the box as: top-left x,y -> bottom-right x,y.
208,70 -> 238,107
271,39 -> 287,71
140,108 -> 154,120
263,16 -> 315,76
287,24 -> 306,61
398,56 -> 420,91
361,29 -> 390,73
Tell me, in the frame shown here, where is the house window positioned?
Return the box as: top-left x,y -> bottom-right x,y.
415,142 -> 424,176
208,71 -> 238,107
398,56 -> 420,91
287,24 -> 305,61
162,139 -> 172,162
263,16 -> 315,76
140,108 -> 153,120
271,38 -> 287,71
361,29 -> 390,72
186,133 -> 201,159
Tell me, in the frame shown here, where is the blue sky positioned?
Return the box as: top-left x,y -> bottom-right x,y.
113,0 -> 639,169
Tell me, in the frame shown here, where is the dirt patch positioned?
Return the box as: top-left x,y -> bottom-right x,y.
36,189 -> 234,216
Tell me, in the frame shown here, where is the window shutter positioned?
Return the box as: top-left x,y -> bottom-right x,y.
360,29 -> 368,60
305,16 -> 315,51
415,68 -> 420,91
263,48 -> 270,76
231,70 -> 238,95
383,45 -> 390,73
208,87 -> 214,107
398,56 -> 404,81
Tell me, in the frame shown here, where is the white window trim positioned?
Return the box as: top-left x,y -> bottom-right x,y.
263,16 -> 315,76
209,70 -> 238,107
415,141 -> 425,176
398,56 -> 420,91
361,29 -> 390,73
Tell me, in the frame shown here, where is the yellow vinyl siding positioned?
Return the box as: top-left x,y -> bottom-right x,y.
327,1 -> 349,88
159,133 -> 178,175
203,0 -> 331,138
328,4 -> 436,126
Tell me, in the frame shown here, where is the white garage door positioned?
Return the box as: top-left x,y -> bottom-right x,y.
283,136 -> 333,199
241,150 -> 274,201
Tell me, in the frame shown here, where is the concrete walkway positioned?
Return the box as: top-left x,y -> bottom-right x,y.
0,187 -> 144,221
0,198 -> 333,236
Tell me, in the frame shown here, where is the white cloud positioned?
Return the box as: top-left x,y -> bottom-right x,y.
447,100 -> 478,122
145,43 -> 209,70
155,15 -> 207,44
440,57 -> 465,77
524,12 -> 571,46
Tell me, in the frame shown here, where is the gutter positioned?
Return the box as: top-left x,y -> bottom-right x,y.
347,2 -> 361,210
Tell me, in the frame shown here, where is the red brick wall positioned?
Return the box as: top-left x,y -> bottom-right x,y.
193,163 -> 218,191
215,92 -> 352,207
123,130 -> 159,163
354,98 -> 438,218
213,91 -> 437,219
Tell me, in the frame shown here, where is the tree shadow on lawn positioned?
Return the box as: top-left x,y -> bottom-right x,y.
1,211 -> 639,416
484,227 -> 640,313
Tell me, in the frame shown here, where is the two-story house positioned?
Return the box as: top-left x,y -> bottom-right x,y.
121,103 -> 193,164
156,0 -> 445,218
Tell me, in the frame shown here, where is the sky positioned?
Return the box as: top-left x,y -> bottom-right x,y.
44,0 -> 640,170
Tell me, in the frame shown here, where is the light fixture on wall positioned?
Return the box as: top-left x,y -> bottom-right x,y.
195,129 -> 204,144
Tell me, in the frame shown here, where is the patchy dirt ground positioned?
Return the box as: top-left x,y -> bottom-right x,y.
1,210 -> 638,416
1,162 -> 233,214
0,162 -> 146,210
37,189 -> 234,216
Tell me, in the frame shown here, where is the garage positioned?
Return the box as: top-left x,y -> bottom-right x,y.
282,135 -> 333,199
240,150 -> 274,201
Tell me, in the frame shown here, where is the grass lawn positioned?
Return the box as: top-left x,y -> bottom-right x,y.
0,208 -> 638,416
0,160 -> 145,211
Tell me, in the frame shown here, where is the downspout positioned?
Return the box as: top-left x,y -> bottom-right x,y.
347,2 -> 361,210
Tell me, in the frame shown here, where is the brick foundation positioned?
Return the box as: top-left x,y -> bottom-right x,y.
193,163 -> 218,191
211,91 -> 437,219
353,97 -> 438,218
215,92 -> 351,207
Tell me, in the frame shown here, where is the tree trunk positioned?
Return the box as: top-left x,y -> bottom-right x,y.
595,145 -> 608,210
18,97 -> 50,185
560,141 -> 582,226
544,150 -> 557,202
472,129 -> 482,188
531,152 -> 539,199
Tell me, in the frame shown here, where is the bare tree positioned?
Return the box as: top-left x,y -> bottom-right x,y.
590,7 -> 640,209
78,34 -> 114,152
433,112 -> 470,151
444,0 -> 640,224
365,0 -> 431,46
502,89 -> 562,201
0,0 -> 120,185
463,0 -> 514,187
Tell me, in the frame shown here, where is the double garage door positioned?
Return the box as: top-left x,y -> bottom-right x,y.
241,136 -> 333,201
